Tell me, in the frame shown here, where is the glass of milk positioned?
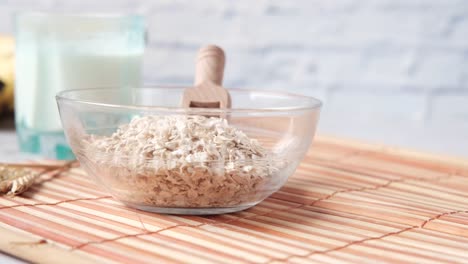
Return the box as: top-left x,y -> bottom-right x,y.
15,13 -> 145,159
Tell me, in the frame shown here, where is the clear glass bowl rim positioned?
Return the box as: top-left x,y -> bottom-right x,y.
56,86 -> 323,114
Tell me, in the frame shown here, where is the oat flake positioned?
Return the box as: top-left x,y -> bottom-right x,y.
82,115 -> 282,207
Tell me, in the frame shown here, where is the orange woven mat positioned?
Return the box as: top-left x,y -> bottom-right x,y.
1,136 -> 468,263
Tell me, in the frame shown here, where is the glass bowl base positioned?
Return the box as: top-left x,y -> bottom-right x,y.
126,203 -> 255,215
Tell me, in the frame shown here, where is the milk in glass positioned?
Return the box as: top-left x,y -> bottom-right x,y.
15,14 -> 145,159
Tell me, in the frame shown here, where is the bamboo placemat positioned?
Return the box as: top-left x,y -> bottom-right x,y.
1,135 -> 468,264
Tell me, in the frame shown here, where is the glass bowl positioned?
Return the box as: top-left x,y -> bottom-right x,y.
56,87 -> 322,215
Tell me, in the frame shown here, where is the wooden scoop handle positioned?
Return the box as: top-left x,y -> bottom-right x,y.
195,45 -> 225,86
182,45 -> 231,111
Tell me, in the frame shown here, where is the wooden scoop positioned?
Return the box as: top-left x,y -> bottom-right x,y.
182,45 -> 231,109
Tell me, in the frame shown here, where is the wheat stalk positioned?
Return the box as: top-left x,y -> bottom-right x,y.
0,161 -> 76,196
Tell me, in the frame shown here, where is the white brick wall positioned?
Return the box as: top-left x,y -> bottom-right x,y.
1,0 -> 467,156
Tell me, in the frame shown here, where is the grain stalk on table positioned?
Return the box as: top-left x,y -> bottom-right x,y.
0,166 -> 38,196
0,161 -> 75,196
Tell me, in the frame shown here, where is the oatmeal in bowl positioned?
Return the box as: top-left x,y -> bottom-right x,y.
83,115 -> 285,209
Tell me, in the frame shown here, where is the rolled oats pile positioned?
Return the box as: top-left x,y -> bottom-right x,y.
82,115 -> 282,208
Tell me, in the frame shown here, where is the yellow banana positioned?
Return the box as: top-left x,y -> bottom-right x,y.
0,35 -> 15,113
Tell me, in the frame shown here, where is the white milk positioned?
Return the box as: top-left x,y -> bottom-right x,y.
15,14 -> 145,159
16,47 -> 141,131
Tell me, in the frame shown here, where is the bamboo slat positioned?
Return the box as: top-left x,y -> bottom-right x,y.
0,136 -> 467,264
